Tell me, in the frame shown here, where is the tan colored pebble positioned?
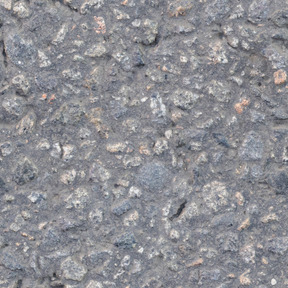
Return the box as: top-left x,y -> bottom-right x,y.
274,69 -> 287,85
238,217 -> 250,231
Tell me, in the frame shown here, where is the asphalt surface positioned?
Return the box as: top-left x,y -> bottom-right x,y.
0,0 -> 288,287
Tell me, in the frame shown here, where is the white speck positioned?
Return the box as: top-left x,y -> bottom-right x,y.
137,247 -> 144,254
271,278 -> 277,286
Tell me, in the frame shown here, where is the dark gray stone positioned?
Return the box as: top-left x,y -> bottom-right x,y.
114,232 -> 136,249
248,0 -> 269,23
239,131 -> 264,161
2,96 -> 26,122
137,162 -> 170,192
204,0 -> 230,24
112,200 -> 132,216
13,157 -> 38,185
1,248 -> 25,271
200,269 -> 221,282
61,257 -> 87,281
268,170 -> 288,194
217,232 -> 239,252
4,34 -> 37,68
272,9 -> 288,27
266,237 -> 288,255
35,73 -> 58,91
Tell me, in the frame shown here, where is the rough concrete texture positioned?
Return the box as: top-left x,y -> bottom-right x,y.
0,0 -> 288,287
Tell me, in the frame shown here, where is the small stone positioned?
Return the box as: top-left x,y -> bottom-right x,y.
38,50 -> 51,68
12,75 -> 30,96
113,8 -> 130,19
268,170 -> 288,194
60,169 -> 76,185
261,213 -> 279,223
4,34 -> 37,68
114,232 -> 136,249
186,258 -> 203,267
62,144 -> 75,161
137,162 -> 170,192
112,200 -> 132,216
237,217 -> 250,231
209,41 -> 228,64
271,279 -> 277,286
52,24 -> 69,46
2,96 -> 26,121
266,237 -> 288,255
52,102 -> 85,125
172,89 -> 200,110
0,0 -> 12,10
62,69 -> 82,81
106,142 -> 127,153
250,110 -> 265,122
50,143 -> 61,158
239,131 -> 263,161
16,110 -> 37,135
65,187 -> 89,209
3,194 -> 14,202
86,281 -> 103,288
112,51 -> 132,72
1,248 -> 25,271
169,229 -> 180,241
217,232 -> 239,252
248,0 -> 269,24
128,186 -> 142,198
240,244 -> 255,264
153,138 -> 168,155
0,142 -> 12,156
28,191 -> 47,203
227,36 -> 239,48
84,44 -> 107,58
21,210 -> 31,220
239,270 -> 251,286
88,208 -> 103,224
274,69 -> 287,85
235,192 -> 244,206
36,138 -> 50,150
178,202 -> 199,221
93,16 -> 106,34
272,10 -> 288,27
134,19 -> 158,45
234,99 -> 250,114
273,108 -> 288,120
200,269 -> 221,282
61,257 -> 87,281
123,210 -> 139,226
167,1 -> 193,17
205,0 -> 230,25
78,128 -> 91,139
80,0 -> 104,15
12,1 -> 31,18
207,80 -> 230,103
123,155 -> 142,168
13,157 -> 38,185
0,177 -> 8,193
89,162 -> 111,182
35,73 -> 58,90
202,181 -> 228,213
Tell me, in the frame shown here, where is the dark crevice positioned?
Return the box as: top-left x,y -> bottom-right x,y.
16,280 -> 22,288
2,43 -> 7,68
169,200 -> 187,221
59,142 -> 64,159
